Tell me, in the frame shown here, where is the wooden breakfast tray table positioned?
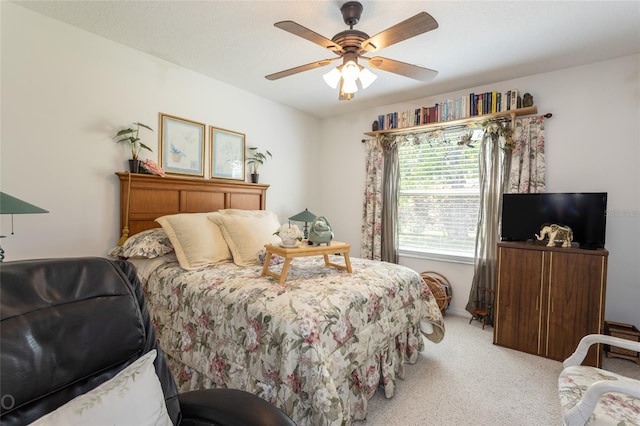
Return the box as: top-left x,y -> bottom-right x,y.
261,241 -> 352,284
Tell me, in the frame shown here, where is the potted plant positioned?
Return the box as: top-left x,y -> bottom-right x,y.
114,122 -> 153,173
246,147 -> 272,183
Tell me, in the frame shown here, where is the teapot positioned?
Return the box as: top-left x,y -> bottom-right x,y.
308,216 -> 333,246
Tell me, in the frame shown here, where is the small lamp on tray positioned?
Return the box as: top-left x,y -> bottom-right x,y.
288,208 -> 317,240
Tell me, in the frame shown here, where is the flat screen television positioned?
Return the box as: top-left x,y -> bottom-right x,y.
501,192 -> 607,249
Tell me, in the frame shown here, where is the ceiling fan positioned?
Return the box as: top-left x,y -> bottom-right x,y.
265,1 -> 439,100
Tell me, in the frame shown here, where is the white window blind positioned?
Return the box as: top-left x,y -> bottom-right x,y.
398,133 -> 480,258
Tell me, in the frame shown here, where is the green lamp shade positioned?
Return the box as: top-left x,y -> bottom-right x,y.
0,192 -> 49,214
289,209 -> 317,240
288,208 -> 317,223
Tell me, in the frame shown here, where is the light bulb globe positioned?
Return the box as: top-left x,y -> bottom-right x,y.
359,67 -> 377,89
342,78 -> 358,94
341,61 -> 359,82
323,67 -> 341,89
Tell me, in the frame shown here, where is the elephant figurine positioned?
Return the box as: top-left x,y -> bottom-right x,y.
535,224 -> 573,248
308,216 -> 334,246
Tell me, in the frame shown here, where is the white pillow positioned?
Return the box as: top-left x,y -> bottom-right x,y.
210,212 -> 281,266
28,350 -> 172,426
156,212 -> 231,270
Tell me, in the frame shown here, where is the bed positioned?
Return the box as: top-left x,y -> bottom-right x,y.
114,172 -> 445,426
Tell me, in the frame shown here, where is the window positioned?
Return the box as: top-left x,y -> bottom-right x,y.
398,131 -> 480,261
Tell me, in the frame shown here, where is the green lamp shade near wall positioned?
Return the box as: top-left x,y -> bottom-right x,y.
0,192 -> 49,214
0,192 -> 48,262
288,208 -> 317,223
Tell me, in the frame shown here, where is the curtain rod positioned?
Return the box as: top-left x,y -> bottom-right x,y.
361,112 -> 553,143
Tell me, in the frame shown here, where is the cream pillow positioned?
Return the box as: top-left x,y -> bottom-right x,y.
219,209 -> 275,217
156,212 -> 231,270
28,350 -> 172,426
210,212 -> 281,266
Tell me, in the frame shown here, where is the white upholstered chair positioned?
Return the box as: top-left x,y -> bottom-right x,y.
558,334 -> 640,426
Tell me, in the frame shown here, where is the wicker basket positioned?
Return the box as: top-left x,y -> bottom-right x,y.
420,271 -> 452,315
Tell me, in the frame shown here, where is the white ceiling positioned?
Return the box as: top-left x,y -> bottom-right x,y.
13,0 -> 640,119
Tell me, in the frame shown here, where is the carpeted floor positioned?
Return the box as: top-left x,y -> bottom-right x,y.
356,314 -> 640,426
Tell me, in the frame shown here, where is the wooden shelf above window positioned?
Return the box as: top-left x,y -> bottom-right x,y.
363,106 -> 538,137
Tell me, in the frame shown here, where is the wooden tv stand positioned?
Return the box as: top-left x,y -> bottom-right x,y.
493,241 -> 608,367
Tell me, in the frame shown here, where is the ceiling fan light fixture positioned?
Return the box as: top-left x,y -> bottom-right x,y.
268,3 -> 440,102
342,77 -> 358,94
341,60 -> 360,82
323,67 -> 342,89
358,66 -> 377,89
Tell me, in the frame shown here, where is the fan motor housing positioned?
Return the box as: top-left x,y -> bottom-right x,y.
332,29 -> 369,53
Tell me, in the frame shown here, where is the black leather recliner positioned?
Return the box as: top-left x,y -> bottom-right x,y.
0,257 -> 296,426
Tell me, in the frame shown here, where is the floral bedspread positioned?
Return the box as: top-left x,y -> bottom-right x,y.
140,255 -> 445,426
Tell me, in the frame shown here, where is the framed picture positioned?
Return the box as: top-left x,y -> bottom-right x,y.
159,113 -> 205,177
210,127 -> 245,180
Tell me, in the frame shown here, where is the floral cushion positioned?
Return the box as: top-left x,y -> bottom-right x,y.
256,247 -> 283,265
558,365 -> 640,425
108,228 -> 174,259
28,350 -> 172,426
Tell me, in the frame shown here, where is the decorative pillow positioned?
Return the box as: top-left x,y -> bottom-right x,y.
28,350 -> 172,426
108,228 -> 174,259
108,245 -> 125,258
210,212 -> 281,266
156,212 -> 231,270
257,247 -> 284,266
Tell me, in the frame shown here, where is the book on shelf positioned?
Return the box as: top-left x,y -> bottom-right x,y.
372,88 -> 531,133
510,89 -> 519,110
500,91 -> 506,111
484,92 -> 491,114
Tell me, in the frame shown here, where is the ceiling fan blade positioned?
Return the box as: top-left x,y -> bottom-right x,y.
274,21 -> 342,53
361,12 -> 438,53
265,58 -> 339,81
365,56 -> 438,82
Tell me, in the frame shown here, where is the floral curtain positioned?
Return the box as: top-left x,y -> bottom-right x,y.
360,136 -> 400,263
362,128 -> 477,262
361,139 -> 383,260
363,114 -> 546,279
507,116 -> 546,193
466,115 -> 547,322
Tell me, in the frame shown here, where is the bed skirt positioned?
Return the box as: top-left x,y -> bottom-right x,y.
164,324 -> 428,426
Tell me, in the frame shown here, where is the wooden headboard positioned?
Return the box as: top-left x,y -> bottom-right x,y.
116,172 -> 269,237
